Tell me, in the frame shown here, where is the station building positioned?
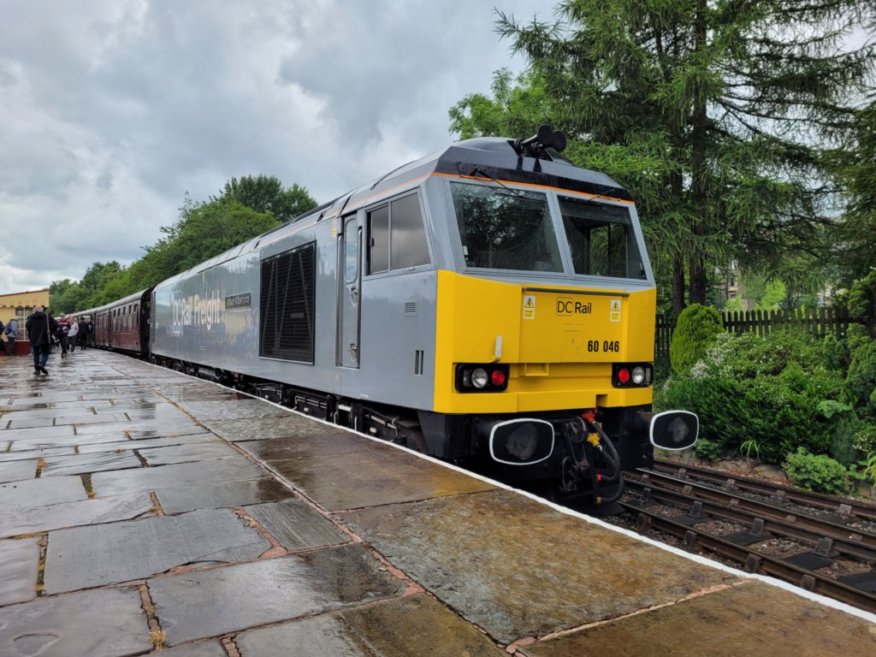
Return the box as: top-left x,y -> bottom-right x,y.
0,288 -> 49,325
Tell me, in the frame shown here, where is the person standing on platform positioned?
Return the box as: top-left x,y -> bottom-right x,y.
78,318 -> 89,350
26,306 -> 57,375
56,315 -> 71,357
84,318 -> 95,348
4,318 -> 19,356
68,317 -> 80,353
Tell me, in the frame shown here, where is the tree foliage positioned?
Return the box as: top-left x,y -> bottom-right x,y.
48,175 -> 317,314
829,102 -> 876,285
212,175 -> 317,223
449,1 -> 875,313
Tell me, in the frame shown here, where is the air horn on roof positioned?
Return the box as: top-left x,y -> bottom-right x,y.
513,124 -> 567,157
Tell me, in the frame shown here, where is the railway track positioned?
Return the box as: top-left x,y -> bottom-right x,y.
651,459 -> 876,524
604,462 -> 876,613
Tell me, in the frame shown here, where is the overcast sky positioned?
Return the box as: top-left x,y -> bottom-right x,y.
0,0 -> 555,293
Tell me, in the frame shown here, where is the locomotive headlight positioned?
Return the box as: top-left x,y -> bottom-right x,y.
471,368 -> 489,389
612,363 -> 652,388
632,366 -> 646,385
455,363 -> 509,392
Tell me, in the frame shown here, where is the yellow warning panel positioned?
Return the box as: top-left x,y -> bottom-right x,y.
609,298 -> 622,322
522,295 -> 536,320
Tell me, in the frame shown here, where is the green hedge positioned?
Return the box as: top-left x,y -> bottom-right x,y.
659,329 -> 847,464
669,304 -> 723,374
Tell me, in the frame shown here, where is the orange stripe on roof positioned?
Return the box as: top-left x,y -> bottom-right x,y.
431,171 -> 635,205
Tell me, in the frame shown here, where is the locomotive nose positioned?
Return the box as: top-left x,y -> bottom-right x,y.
477,418 -> 555,466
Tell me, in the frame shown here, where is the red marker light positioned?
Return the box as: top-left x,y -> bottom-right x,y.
490,369 -> 506,387
617,367 -> 631,384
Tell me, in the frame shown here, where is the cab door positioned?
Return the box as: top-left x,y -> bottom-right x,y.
337,215 -> 361,368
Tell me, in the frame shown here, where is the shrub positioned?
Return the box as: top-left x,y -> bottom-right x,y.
864,453 -> 876,488
846,339 -> 876,418
821,333 -> 849,371
659,331 -> 847,464
706,329 -> 829,379
829,410 -> 864,466
694,438 -> 723,461
847,269 -> 876,336
853,425 -> 876,456
670,304 -> 723,374
784,448 -> 849,495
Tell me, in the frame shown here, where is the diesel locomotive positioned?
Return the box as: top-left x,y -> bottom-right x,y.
76,126 -> 697,505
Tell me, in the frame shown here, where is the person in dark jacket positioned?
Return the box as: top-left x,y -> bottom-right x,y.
25,306 -> 57,376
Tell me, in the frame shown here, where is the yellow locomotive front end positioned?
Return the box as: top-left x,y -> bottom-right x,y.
433,273 -> 656,415
420,137 -> 696,504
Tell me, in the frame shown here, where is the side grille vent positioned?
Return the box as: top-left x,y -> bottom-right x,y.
260,242 -> 316,363
404,301 -> 417,316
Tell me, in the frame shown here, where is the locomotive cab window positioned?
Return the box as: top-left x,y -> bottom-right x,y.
559,196 -> 646,280
367,192 -> 429,275
344,217 -> 359,283
450,182 -> 562,272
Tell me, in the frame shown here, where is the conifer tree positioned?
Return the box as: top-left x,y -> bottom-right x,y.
452,1 -> 874,312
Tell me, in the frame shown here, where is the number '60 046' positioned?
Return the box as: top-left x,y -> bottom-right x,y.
587,340 -> 620,352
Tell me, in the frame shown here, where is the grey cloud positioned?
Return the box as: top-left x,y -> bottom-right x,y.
0,0 -> 551,290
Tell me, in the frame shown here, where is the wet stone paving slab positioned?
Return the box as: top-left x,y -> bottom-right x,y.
0,492 -> 154,539
234,593 -> 507,657
39,450 -> 142,477
90,456 -> 266,496
518,581 -> 876,657
242,499 -> 350,551
0,475 -> 89,509
0,537 -> 40,606
154,477 -> 291,514
149,545 -> 406,646
0,349 -> 873,657
262,441 -> 497,510
44,508 -> 271,593
0,587 -> 152,657
0,458 -> 38,483
203,414 -> 351,443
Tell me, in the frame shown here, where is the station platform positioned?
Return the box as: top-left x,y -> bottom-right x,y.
1,349 -> 874,657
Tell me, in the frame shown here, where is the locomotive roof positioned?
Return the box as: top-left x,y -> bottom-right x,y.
163,137 -> 634,282
333,137 -> 632,217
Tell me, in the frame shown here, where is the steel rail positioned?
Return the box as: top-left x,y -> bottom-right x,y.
624,478 -> 876,563
652,459 -> 876,522
621,500 -> 876,613
630,470 -> 876,552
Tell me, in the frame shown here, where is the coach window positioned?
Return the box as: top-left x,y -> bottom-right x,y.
367,192 -> 429,274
